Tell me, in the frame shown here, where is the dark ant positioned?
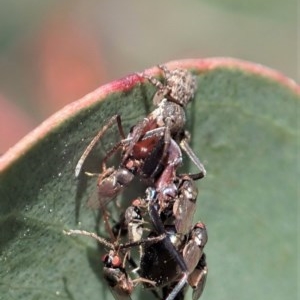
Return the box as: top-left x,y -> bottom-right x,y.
75,65 -> 206,209
101,172 -> 202,299
106,182 -> 206,300
63,229 -> 165,300
139,220 -> 208,300
132,185 -> 207,300
66,169 -> 206,300
123,173 -> 199,243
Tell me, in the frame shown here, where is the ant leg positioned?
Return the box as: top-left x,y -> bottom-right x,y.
144,64 -> 170,86
99,196 -> 117,242
75,115 -> 125,177
136,71 -> 164,90
157,64 -> 171,79
102,125 -> 165,171
149,119 -> 173,180
179,137 -> 206,179
121,117 -> 150,164
64,229 -> 165,252
165,274 -> 188,300
137,69 -> 167,105
132,277 -> 163,300
101,141 -> 123,170
132,277 -> 156,287
118,234 -> 166,251
63,229 -> 115,249
122,127 -> 165,144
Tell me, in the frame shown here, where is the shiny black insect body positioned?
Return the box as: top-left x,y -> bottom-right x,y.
127,186 -> 207,300
139,220 -> 208,300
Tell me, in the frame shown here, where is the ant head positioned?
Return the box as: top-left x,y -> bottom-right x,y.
165,68 -> 197,107
102,250 -> 123,268
153,67 -> 197,107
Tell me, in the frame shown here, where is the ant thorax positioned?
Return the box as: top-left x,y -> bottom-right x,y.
151,99 -> 186,134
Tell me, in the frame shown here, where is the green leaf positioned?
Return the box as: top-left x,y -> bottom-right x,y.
0,58 -> 298,300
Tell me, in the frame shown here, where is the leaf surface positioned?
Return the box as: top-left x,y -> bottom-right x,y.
0,58 -> 298,300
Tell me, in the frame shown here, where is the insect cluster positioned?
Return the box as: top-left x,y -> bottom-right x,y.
64,65 -> 208,300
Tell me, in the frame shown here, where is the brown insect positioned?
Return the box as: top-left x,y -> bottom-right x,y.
63,229 -> 164,300
75,65 -> 206,209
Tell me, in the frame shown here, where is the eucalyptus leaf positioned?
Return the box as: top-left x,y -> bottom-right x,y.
0,58 -> 298,300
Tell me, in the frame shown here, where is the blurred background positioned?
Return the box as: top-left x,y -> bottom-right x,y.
0,0 -> 297,153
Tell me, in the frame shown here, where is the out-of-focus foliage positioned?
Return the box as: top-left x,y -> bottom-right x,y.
202,0 -> 297,21
0,0 -> 297,147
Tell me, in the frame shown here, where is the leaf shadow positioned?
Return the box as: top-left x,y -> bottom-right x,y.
62,277 -> 76,300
